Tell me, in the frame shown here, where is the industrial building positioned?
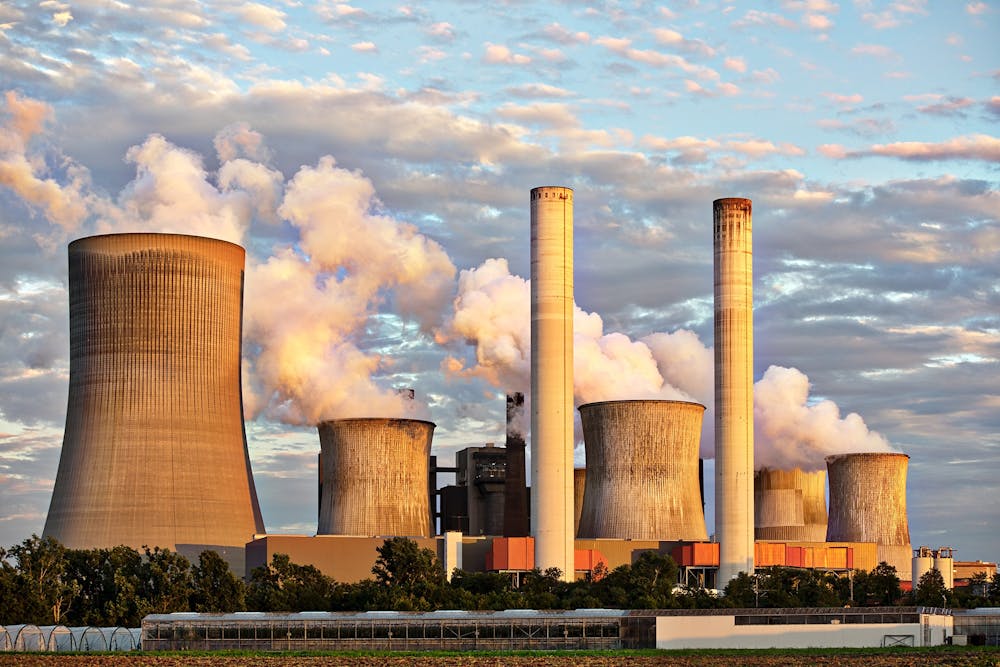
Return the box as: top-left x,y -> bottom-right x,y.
45,192 -> 963,606
44,233 -> 264,573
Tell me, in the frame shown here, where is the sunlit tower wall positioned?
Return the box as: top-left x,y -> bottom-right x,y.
578,400 -> 708,541
530,185 -> 575,581
714,197 -> 755,583
826,452 -> 912,576
317,418 -> 435,537
44,233 -> 264,571
754,467 -> 828,542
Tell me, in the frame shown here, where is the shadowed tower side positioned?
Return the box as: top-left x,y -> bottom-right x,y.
44,233 -> 264,573
530,185 -> 575,581
714,197 -> 755,584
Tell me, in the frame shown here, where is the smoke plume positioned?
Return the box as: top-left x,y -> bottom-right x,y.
754,365 -> 894,470
1,93 -> 455,425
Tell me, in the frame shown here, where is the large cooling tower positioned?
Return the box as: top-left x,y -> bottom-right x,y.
714,197 -> 755,582
530,186 -> 575,580
754,467 -> 828,542
826,452 -> 911,576
317,418 -> 435,537
44,233 -> 264,570
577,400 -> 708,541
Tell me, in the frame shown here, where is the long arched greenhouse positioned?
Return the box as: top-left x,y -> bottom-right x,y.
0,624 -> 140,652
142,609 -> 654,651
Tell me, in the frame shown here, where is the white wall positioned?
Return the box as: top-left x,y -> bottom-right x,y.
656,613 -> 953,649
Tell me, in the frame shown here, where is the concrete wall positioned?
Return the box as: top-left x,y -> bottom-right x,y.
656,613 -> 952,649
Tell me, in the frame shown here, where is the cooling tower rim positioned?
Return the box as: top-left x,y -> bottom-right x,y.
316,417 -> 437,428
578,398 -> 706,412
69,232 -> 245,252
755,466 -> 826,474
713,197 -> 752,206
825,451 -> 909,464
531,185 -> 574,193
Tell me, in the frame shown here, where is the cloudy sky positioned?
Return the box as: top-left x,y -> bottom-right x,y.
1,1 -> 997,565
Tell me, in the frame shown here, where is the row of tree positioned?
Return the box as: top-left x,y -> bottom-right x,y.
3,534 -> 999,627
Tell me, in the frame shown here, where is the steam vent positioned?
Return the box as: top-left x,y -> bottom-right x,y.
754,467 -> 828,542
577,400 -> 708,541
826,452 -> 912,575
44,233 -> 264,571
317,418 -> 435,537
714,197 -> 755,583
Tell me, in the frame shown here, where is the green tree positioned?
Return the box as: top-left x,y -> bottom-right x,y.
191,550 -> 246,612
247,553 -> 335,611
2,535 -> 80,623
140,546 -> 194,614
721,571 -> 757,607
65,545 -> 146,626
593,551 -> 679,609
913,567 -> 950,607
371,537 -> 448,611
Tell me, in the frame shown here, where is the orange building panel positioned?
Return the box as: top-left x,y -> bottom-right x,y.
488,537 -> 534,571
755,542 -> 786,567
574,549 -> 608,573
671,542 -> 720,567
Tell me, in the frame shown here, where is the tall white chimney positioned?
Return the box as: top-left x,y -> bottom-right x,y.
530,185 -> 575,581
714,197 -> 755,584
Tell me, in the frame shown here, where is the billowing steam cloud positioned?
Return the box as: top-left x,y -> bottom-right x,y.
0,92 -> 454,424
2,90 -> 893,461
754,365 -> 894,470
437,258 -> 894,467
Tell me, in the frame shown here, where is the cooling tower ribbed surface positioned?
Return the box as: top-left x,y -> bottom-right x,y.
754,467 -> 828,542
317,418 -> 434,537
577,400 -> 708,541
573,467 -> 586,537
826,452 -> 911,575
44,233 -> 264,568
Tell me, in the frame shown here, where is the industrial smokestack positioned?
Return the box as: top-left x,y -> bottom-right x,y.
317,418 -> 435,537
44,233 -> 264,572
530,185 -> 575,581
826,452 -> 912,576
754,467 -> 828,542
714,197 -> 755,583
503,392 -> 529,537
577,400 -> 708,541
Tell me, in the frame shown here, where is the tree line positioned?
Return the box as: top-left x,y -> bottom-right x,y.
3,534 -> 998,627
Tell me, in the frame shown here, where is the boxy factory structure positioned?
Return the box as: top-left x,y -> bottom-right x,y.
38,192 -> 993,650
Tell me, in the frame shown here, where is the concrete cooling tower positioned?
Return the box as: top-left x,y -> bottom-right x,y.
577,400 -> 708,541
44,233 -> 264,572
826,452 -> 912,576
754,467 -> 828,542
317,418 -> 435,537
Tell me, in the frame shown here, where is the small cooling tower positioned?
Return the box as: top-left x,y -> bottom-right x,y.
826,452 -> 911,576
754,467 -> 828,542
577,400 -> 707,541
317,418 -> 435,537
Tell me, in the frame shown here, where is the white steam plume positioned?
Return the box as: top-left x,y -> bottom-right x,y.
754,365 -> 894,470
0,93 -> 456,425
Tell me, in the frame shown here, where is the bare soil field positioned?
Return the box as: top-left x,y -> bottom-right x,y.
2,652 -> 999,667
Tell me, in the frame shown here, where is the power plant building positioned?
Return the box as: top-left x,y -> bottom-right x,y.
713,197 -> 755,583
530,186 -> 576,580
577,400 -> 708,541
754,467 -> 828,543
826,452 -> 912,576
317,418 -> 435,537
43,233 -> 264,573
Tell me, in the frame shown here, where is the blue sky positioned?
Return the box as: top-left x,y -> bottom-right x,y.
0,1 -> 997,566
